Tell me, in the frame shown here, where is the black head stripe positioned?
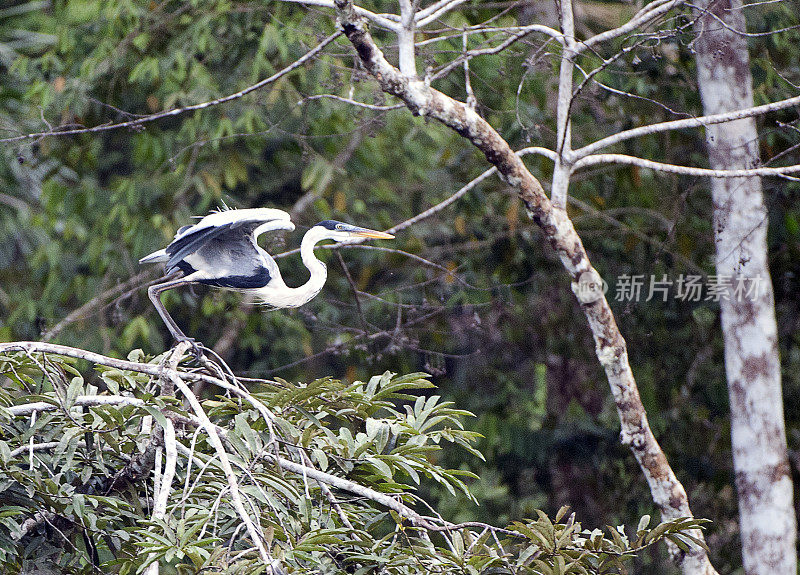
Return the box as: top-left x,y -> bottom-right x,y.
316,220 -> 345,230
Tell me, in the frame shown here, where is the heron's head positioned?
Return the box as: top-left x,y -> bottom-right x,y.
314,220 -> 394,242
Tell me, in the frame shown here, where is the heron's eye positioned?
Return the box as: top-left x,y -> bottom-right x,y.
335,224 -> 344,230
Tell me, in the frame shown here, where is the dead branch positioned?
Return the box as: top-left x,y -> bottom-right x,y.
328,2 -> 717,573
573,153 -> 800,178
576,93 -> 800,158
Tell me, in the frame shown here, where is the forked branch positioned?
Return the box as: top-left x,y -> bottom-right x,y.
329,2 -> 717,573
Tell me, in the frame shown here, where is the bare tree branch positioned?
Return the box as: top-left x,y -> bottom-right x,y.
568,196 -> 707,275
431,26 -> 561,82
578,0 -> 683,53
573,153 -> 800,178
328,2 -> 717,573
0,342 -> 250,394
552,0 -> 577,208
415,23 -> 563,47
463,31 -> 477,110
575,93 -> 800,158
382,147 -> 553,235
42,269 -> 160,342
6,394 -> 146,417
275,0 -> 402,29
416,0 -> 468,27
144,417 -> 177,575
300,94 -> 405,110
398,0 -> 418,77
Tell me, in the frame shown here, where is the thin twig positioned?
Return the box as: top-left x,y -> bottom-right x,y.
1,31 -> 343,143
578,0 -> 682,53
166,371 -> 272,565
274,0 -> 400,29
573,153 -> 800,178
335,250 -> 371,336
576,93 -> 800,158
43,269 -> 160,341
300,94 -> 404,110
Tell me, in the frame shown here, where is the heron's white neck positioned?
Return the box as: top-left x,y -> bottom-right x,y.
297,227 -> 329,302
254,226 -> 329,308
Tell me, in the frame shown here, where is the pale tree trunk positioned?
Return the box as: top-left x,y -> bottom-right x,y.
694,1 -> 797,572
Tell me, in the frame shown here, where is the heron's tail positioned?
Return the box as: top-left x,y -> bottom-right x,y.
138,249 -> 168,264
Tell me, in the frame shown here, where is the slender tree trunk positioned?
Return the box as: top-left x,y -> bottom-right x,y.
694,1 -> 797,573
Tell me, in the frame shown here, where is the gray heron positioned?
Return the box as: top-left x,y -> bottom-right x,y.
139,207 -> 394,345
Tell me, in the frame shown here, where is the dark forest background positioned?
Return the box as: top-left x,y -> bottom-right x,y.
1,1 -> 799,572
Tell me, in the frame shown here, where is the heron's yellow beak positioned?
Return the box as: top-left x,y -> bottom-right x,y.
352,229 -> 394,239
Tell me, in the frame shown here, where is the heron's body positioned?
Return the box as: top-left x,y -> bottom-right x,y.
139,207 -> 393,343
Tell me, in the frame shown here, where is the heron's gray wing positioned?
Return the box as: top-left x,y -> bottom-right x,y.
165,224 -> 235,273
165,219 -> 267,273
194,235 -> 273,288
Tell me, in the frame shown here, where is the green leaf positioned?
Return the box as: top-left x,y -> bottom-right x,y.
636,514 -> 650,535
140,405 -> 169,431
65,376 -> 83,409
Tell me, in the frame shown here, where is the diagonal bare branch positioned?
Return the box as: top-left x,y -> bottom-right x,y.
276,0 -> 401,29
578,0 -> 683,53
329,2 -> 718,573
415,0 -> 468,27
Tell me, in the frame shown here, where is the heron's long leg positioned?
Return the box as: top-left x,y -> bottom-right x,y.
147,277 -> 196,343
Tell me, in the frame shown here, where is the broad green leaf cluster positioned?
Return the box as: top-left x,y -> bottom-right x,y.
0,349 -> 706,573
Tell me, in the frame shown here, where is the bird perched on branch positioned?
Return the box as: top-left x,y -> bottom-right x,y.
139,207 -> 394,345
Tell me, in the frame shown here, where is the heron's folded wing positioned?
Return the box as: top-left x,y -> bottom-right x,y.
165,223 -> 235,273
164,212 -> 292,273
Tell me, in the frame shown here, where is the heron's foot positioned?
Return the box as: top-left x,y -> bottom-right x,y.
173,336 -> 205,360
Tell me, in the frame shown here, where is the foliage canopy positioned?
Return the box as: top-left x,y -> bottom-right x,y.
0,347 -> 706,573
